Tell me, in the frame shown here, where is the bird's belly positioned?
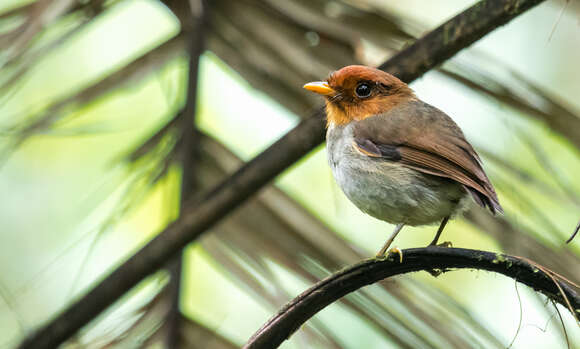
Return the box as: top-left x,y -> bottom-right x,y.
330,153 -> 468,226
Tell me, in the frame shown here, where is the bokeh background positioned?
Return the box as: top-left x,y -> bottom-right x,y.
0,0 -> 579,348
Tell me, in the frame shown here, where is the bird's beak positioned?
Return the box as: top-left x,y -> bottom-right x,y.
303,81 -> 335,95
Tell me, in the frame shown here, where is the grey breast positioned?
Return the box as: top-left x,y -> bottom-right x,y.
326,121 -> 467,226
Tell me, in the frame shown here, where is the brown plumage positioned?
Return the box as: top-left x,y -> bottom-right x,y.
351,99 -> 502,215
304,65 -> 502,256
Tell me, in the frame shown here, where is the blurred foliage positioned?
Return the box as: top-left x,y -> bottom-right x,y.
0,0 -> 579,348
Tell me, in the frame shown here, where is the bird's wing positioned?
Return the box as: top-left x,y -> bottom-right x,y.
352,99 -> 502,214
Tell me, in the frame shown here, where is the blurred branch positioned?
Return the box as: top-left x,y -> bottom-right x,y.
0,2 -> 36,18
0,0 -> 108,67
16,1 -> 546,348
478,147 -> 580,206
201,240 -> 346,349
166,0 -> 208,348
174,315 -> 238,349
568,220 -> 580,244
243,247 -> 580,349
85,283 -> 238,348
0,33 -> 185,161
440,66 -> 580,149
376,0 -> 543,82
28,33 -> 183,112
0,0 -> 109,97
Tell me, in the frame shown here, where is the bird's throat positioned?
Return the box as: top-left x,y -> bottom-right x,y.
325,101 -> 352,127
325,95 -> 416,128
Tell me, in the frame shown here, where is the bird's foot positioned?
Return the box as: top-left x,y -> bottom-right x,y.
427,268 -> 445,277
428,241 -> 453,248
385,247 -> 403,263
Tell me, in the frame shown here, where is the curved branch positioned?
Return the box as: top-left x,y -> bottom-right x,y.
17,1 -> 546,348
244,247 -> 580,349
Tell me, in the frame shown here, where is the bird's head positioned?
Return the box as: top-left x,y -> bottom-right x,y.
304,65 -> 415,127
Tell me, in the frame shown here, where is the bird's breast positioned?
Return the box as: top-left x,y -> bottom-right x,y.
326,122 -> 467,226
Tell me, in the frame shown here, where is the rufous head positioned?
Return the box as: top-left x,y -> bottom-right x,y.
304,65 -> 415,127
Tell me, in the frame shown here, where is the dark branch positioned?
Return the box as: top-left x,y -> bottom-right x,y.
166,1 -> 209,348
244,247 -> 580,349
381,0 -> 543,81
17,1 -> 546,348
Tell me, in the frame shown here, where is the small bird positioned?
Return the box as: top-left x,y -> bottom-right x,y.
304,65 -> 502,258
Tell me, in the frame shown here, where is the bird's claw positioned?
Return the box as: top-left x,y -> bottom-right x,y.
437,241 -> 453,248
428,241 -> 453,248
387,247 -> 403,263
427,268 -> 444,277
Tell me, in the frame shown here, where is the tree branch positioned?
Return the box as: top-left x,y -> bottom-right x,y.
244,247 -> 580,349
17,1 -> 546,348
165,1 -> 208,348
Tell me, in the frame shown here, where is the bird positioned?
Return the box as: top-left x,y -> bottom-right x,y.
303,65 -> 502,258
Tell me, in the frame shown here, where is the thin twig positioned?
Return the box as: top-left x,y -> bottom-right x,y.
566,220 -> 580,244
551,299 -> 570,349
507,281 -> 523,349
516,255 -> 580,326
547,0 -> 568,42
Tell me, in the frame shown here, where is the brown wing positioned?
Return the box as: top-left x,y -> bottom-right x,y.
353,99 -> 502,214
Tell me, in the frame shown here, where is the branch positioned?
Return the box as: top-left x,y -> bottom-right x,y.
244,247 -> 580,349
17,1 -> 546,348
568,219 -> 580,244
166,1 -> 208,348
1,33 -> 184,160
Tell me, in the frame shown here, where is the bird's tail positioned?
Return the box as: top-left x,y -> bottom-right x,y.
463,185 -> 503,215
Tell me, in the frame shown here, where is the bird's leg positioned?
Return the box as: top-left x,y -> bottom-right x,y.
428,216 -> 450,247
376,223 -> 404,257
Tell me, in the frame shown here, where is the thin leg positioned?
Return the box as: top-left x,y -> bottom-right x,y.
376,223 -> 404,256
428,216 -> 450,246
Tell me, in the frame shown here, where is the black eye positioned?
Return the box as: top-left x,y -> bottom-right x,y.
355,83 -> 372,98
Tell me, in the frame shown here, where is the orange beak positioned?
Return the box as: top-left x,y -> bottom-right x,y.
303,81 -> 335,95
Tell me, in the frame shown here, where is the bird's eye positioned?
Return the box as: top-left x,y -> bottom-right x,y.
355,83 -> 372,98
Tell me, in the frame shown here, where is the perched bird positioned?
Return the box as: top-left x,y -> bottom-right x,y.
304,65 -> 502,257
